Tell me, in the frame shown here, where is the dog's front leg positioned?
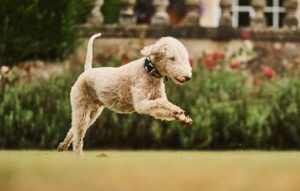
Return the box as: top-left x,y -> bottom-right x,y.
134,98 -> 192,125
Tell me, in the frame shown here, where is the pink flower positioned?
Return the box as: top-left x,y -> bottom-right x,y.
203,56 -> 215,69
189,58 -> 194,67
229,61 -> 241,69
1,65 -> 10,74
261,66 -> 276,78
212,51 -> 225,60
240,30 -> 250,40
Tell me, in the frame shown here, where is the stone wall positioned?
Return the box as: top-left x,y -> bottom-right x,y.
71,36 -> 300,74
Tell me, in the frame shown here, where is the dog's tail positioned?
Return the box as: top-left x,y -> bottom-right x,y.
84,33 -> 101,71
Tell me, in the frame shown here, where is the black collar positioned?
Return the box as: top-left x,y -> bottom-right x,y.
143,57 -> 163,78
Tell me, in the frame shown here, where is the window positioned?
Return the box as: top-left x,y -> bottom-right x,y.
232,0 -> 254,27
265,0 -> 286,27
231,0 -> 286,28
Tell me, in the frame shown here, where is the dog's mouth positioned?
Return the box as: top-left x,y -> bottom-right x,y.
173,77 -> 186,84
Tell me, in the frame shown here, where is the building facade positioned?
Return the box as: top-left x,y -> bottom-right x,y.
201,0 -> 300,28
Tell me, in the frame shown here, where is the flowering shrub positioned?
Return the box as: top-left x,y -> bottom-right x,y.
1,47 -> 300,149
203,56 -> 215,69
1,66 -> 9,74
0,65 -> 13,90
202,51 -> 243,71
229,61 -> 241,69
199,38 -> 275,87
212,51 -> 225,60
261,66 -> 276,78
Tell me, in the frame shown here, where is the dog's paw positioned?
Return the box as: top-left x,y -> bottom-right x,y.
172,107 -> 184,116
175,114 -> 193,125
182,116 -> 193,125
57,143 -> 67,152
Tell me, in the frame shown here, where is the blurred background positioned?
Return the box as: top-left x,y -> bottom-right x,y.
1,0 -> 300,150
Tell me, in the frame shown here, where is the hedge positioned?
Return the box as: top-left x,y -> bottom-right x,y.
0,0 -> 94,66
1,57 -> 300,149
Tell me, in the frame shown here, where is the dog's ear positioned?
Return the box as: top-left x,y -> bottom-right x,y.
141,45 -> 155,56
141,43 -> 165,56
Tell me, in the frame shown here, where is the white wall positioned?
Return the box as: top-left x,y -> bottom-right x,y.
200,0 -> 221,27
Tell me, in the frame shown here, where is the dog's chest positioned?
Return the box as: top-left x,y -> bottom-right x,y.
99,77 -> 135,113
99,77 -> 163,113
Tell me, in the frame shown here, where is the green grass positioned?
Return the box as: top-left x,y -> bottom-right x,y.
0,151 -> 300,191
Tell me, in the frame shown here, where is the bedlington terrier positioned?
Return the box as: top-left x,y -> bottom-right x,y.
57,33 -> 193,155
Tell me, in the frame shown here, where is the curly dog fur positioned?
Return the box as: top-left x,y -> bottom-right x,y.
57,33 -> 193,155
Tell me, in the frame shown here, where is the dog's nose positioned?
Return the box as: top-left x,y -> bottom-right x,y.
184,76 -> 191,81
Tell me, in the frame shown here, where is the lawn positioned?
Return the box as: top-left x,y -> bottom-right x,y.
0,151 -> 300,191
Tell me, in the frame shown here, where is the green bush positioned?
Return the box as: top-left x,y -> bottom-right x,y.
1,56 -> 300,149
0,72 -> 73,148
101,0 -> 121,24
0,0 -> 94,66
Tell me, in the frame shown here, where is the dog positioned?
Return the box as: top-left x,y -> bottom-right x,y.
57,33 -> 193,155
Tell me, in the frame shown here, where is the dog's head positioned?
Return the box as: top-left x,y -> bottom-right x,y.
141,37 -> 192,85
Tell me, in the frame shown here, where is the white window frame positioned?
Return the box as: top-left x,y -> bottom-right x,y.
231,0 -> 286,28
232,0 -> 255,28
264,0 -> 286,28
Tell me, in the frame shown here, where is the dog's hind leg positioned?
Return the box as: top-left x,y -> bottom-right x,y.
72,105 -> 103,155
57,106 -> 103,152
88,106 -> 104,126
57,128 -> 74,151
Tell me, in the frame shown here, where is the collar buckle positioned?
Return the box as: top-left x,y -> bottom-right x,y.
143,57 -> 163,78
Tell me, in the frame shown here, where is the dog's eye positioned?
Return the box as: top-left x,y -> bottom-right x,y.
169,57 -> 176,61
